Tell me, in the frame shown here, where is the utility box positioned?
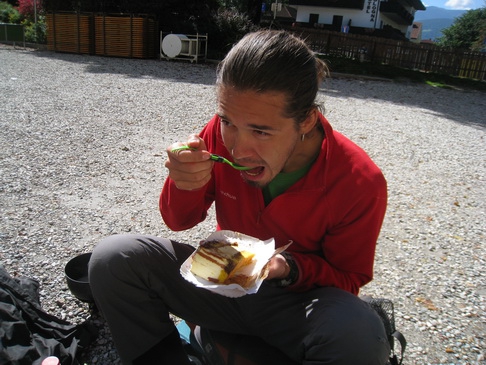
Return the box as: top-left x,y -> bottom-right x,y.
160,33 -> 207,63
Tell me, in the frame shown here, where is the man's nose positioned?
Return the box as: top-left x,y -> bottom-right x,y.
230,134 -> 253,160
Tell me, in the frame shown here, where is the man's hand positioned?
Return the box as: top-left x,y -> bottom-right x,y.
165,135 -> 213,191
265,254 -> 291,280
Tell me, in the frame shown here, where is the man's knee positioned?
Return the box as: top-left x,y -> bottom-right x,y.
336,303 -> 390,364
88,234 -> 147,293
304,288 -> 390,364
88,234 -> 183,293
90,234 -> 133,268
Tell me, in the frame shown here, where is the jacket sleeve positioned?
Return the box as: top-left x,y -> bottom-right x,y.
159,118 -> 218,231
290,177 -> 387,295
160,178 -> 215,231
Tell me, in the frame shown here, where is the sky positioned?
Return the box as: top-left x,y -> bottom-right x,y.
423,0 -> 485,9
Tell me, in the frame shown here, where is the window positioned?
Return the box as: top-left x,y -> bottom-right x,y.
309,13 -> 319,25
332,15 -> 343,29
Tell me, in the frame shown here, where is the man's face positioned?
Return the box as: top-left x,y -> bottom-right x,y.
217,87 -> 303,187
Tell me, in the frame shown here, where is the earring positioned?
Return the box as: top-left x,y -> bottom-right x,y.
301,134 -> 305,142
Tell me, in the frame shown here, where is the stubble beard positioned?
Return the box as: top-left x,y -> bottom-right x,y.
243,136 -> 300,189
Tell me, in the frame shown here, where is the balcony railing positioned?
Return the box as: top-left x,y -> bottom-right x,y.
380,1 -> 414,25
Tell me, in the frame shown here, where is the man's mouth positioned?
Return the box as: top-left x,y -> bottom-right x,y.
243,166 -> 265,177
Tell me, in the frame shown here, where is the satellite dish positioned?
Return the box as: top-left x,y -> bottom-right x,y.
162,34 -> 189,58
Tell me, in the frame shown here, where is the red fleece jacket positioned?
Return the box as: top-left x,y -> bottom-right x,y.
160,113 -> 387,294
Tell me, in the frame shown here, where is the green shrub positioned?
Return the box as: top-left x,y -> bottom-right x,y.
0,1 -> 22,23
22,16 -> 46,43
207,8 -> 259,59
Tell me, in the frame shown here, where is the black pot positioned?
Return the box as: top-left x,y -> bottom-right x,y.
65,252 -> 94,303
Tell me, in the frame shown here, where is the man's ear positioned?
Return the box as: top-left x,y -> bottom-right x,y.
299,108 -> 319,135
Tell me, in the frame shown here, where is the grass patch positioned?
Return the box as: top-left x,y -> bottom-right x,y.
425,81 -> 457,90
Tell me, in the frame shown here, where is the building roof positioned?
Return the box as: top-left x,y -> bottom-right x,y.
290,0 -> 364,9
262,5 -> 297,22
410,22 -> 422,40
408,0 -> 426,11
278,5 -> 297,20
291,0 -> 426,11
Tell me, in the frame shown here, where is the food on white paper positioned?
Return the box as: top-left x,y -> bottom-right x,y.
190,240 -> 256,288
180,230 -> 291,297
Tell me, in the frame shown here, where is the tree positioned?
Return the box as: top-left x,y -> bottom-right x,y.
471,23 -> 486,52
246,0 -> 262,24
437,7 -> 486,51
18,0 -> 43,22
0,2 -> 22,23
218,0 -> 262,24
208,8 -> 258,58
43,0 -> 221,34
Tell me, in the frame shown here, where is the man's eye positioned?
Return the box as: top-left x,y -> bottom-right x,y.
219,118 -> 230,126
254,130 -> 270,137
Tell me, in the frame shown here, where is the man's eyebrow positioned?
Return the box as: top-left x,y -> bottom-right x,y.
247,123 -> 277,131
217,114 -> 278,131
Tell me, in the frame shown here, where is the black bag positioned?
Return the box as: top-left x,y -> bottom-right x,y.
362,297 -> 407,365
0,265 -> 97,365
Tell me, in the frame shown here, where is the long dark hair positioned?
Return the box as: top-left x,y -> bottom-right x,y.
216,30 -> 328,125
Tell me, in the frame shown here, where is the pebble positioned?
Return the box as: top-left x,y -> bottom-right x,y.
1,44 -> 485,364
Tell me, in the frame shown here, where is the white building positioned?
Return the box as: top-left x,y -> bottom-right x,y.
290,0 -> 425,40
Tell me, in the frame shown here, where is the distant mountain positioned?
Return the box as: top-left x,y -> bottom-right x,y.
414,6 -> 467,40
419,18 -> 454,40
414,6 -> 467,21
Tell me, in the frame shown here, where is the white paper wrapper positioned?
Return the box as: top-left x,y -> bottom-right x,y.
180,230 -> 291,298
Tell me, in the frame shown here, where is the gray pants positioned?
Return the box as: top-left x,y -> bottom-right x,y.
88,234 -> 390,365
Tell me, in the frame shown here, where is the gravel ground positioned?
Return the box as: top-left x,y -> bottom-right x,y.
1,44 -> 485,365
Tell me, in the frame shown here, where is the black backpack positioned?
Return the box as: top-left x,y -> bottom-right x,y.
362,297 -> 407,365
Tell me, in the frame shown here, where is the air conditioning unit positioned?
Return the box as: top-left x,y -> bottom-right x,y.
160,33 -> 208,63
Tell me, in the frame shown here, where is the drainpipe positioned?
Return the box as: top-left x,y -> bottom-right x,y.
34,0 -> 37,42
374,0 -> 379,29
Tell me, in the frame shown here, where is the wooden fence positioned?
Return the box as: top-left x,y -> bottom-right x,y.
94,14 -> 157,58
0,23 -> 25,46
43,16 -> 486,80
289,27 -> 486,81
46,12 -> 158,59
46,13 -> 93,54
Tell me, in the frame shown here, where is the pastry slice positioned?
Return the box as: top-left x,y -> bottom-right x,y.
190,240 -> 255,286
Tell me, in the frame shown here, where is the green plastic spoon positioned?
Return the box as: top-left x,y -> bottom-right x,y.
170,145 -> 253,171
